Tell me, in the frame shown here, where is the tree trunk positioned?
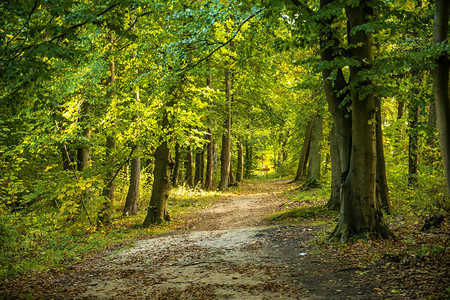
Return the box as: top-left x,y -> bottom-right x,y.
293,120 -> 313,182
427,101 -> 437,147
99,41 -> 116,225
219,67 -> 232,190
99,135 -> 116,225
244,140 -> 253,179
375,97 -> 391,212
331,2 -> 392,241
205,129 -> 214,190
433,0 -> 450,194
407,96 -> 420,187
77,101 -> 90,172
327,124 -> 341,211
142,140 -> 172,226
307,112 -> 323,186
171,143 -> 181,187
123,147 -> 140,216
194,148 -> 204,187
185,146 -> 194,188
236,139 -> 244,182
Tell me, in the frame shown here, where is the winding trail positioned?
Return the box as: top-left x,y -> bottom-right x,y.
2,180 -> 404,299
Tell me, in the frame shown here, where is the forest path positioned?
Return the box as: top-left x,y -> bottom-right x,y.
3,180 -> 404,299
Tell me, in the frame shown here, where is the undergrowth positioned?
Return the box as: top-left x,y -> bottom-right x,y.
0,184 -> 220,280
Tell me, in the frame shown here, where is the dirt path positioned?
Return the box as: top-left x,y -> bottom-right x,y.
1,180 -> 446,299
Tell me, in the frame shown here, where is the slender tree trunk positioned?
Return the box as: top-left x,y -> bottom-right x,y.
99,39 -> 116,225
244,140 -> 253,179
407,96 -> 420,187
123,147 -> 140,216
219,67 -> 232,190
293,120 -> 313,182
194,148 -> 204,187
171,143 -> 181,187
205,129 -> 214,190
375,97 -> 391,212
307,112 -> 323,186
433,0 -> 450,194
77,101 -> 90,172
185,146 -> 194,188
327,124 -> 341,211
427,101 -> 437,147
331,2 -> 391,241
236,139 -> 244,182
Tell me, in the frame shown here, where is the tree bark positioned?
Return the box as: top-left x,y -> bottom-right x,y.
407,95 -> 420,187
171,143 -> 181,187
433,0 -> 450,194
293,120 -> 313,182
307,112 -> 323,186
142,139 -> 172,226
244,140 -> 253,179
205,129 -> 214,190
236,139 -> 244,182
123,147 -> 140,216
77,101 -> 90,172
185,146 -> 194,188
327,124 -> 341,211
219,67 -> 232,190
331,1 -> 391,241
375,97 -> 391,212
194,148 -> 204,187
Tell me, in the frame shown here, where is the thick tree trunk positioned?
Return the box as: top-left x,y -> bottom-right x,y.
205,129 -> 214,190
194,148 -> 204,187
433,0 -> 450,194
293,120 -> 313,182
331,2 -> 392,241
123,148 -> 140,216
171,143 -> 181,187
219,67 -> 232,190
236,139 -> 244,182
327,124 -> 341,211
185,146 -> 194,188
307,112 -> 323,186
142,140 -> 171,226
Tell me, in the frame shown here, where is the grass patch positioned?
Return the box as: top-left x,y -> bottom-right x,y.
270,205 -> 335,222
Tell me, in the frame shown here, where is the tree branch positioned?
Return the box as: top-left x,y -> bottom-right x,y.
175,7 -> 265,76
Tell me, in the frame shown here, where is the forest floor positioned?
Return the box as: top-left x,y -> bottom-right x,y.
1,179 -> 449,299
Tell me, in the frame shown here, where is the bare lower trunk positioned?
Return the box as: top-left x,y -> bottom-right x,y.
77,102 -> 90,172
123,147 -> 140,216
219,68 -> 232,191
407,96 -> 420,187
99,135 -> 116,225
293,120 -> 313,182
194,148 -> 204,187
143,140 -> 171,226
433,0 -> 450,194
327,124 -> 341,211
185,147 -> 194,188
171,143 -> 181,187
205,129 -> 214,190
375,97 -> 391,212
307,112 -> 323,186
331,1 -> 392,241
236,139 -> 244,182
